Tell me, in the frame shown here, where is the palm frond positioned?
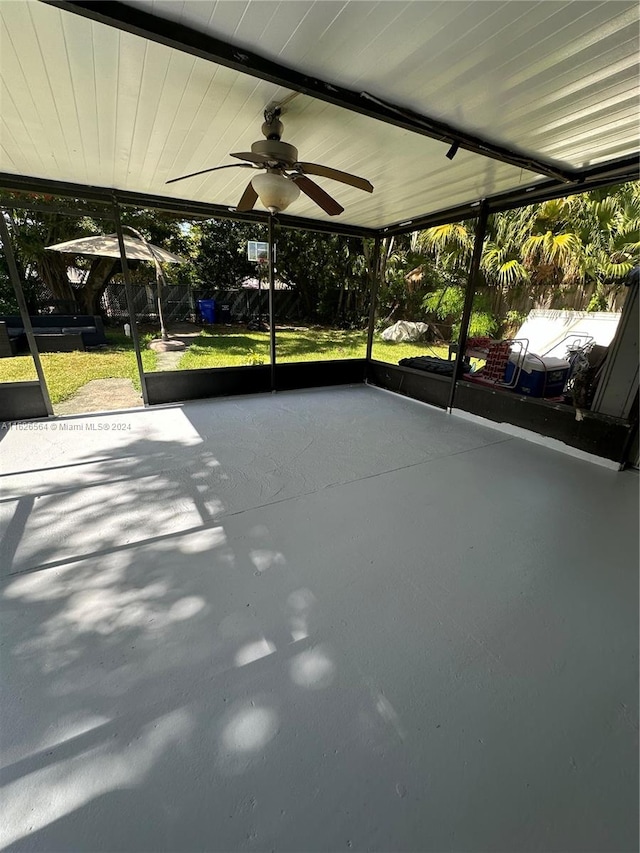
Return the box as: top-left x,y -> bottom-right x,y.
601,260 -> 634,280
497,259 -> 530,287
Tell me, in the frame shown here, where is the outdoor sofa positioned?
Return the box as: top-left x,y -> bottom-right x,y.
0,314 -> 108,356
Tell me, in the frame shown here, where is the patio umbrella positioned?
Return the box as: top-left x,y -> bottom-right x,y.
46,234 -> 185,264
46,232 -> 186,340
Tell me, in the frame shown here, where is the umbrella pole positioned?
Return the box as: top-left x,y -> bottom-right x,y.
155,267 -> 168,341
122,225 -> 169,341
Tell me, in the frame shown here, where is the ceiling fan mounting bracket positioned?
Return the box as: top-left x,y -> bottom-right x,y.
262,106 -> 284,141
263,105 -> 281,124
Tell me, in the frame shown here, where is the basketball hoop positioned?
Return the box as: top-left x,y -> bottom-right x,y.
247,240 -> 270,263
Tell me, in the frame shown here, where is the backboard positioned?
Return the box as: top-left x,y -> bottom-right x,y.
247,241 -> 269,262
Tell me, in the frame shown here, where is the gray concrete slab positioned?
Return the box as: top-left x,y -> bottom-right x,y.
1,386 -> 638,852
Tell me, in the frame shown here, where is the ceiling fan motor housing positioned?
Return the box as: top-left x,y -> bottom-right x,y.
251,139 -> 298,167
166,108 -> 371,216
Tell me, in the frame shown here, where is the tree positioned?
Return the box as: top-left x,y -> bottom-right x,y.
0,194 -> 192,316
191,219 -> 260,291
416,221 -> 474,269
573,184 -> 640,309
370,233 -> 446,325
1,198 -> 110,313
275,229 -> 368,325
481,188 -> 640,301
481,207 -> 532,289
414,182 -> 640,334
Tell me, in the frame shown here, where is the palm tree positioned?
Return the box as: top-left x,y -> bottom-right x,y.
411,182 -> 639,338
481,244 -> 530,288
575,185 -> 640,308
481,208 -> 534,288
416,221 -> 474,269
518,198 -> 582,287
481,188 -> 639,309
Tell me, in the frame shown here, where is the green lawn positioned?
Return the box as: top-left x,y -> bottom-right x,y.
0,327 -> 449,401
178,327 -> 449,369
370,337 -> 449,365
0,331 -> 157,404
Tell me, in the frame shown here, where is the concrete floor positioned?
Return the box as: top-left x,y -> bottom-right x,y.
1,386 -> 638,853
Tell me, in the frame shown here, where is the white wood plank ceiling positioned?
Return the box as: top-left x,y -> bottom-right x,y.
1,1 -> 638,229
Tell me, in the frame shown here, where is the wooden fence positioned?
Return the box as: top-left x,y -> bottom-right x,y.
100,284 -> 303,323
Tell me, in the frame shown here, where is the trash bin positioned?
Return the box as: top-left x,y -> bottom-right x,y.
197,298 -> 216,324
218,303 -> 232,324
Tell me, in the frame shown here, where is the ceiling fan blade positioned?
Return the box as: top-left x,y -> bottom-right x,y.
231,151 -> 269,165
236,181 -> 258,212
165,163 -> 253,185
293,175 -> 344,216
296,162 -> 373,193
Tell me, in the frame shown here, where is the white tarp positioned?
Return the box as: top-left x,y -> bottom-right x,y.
381,321 -> 430,342
515,310 -> 621,358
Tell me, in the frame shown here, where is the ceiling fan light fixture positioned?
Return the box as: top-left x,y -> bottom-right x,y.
167,114 -> 371,217
251,172 -> 300,214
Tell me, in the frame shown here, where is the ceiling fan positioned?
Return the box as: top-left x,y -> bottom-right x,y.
166,108 -> 374,216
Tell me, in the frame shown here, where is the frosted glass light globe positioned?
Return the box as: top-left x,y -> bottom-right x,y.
251,172 -> 300,214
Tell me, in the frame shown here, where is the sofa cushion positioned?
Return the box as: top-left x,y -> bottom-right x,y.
31,327 -> 62,334
61,326 -> 96,335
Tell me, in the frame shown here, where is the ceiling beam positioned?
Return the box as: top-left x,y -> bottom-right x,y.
0,174 -> 377,238
381,154 -> 640,235
1,151 -> 636,238
43,0 -> 578,184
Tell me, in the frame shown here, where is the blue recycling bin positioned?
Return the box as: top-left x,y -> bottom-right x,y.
198,298 -> 216,324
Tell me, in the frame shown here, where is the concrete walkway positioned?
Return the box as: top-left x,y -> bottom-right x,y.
151,328 -> 202,372
53,328 -> 202,415
54,378 -> 143,415
153,348 -> 185,371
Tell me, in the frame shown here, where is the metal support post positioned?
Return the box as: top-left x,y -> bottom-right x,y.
0,211 -> 54,416
366,236 -> 382,362
268,214 -> 277,391
447,201 -> 489,412
112,198 -> 150,406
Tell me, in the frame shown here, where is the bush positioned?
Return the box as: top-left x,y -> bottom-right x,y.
499,309 -> 528,338
465,311 -> 498,338
422,285 -> 498,340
